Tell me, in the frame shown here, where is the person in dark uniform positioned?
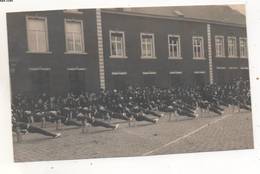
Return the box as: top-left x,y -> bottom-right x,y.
12,117 -> 61,140
75,106 -> 120,130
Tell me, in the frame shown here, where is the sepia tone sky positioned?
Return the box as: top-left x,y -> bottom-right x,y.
229,5 -> 245,14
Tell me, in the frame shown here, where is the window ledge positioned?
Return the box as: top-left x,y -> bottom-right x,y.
193,57 -> 206,60
64,52 -> 88,55
168,57 -> 183,60
109,56 -> 128,59
26,51 -> 52,54
141,56 -> 157,59
240,57 -> 248,59
228,56 -> 238,58
215,56 -> 226,58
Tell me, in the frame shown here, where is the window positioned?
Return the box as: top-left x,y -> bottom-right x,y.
140,33 -> 155,58
192,36 -> 204,59
215,36 -> 225,57
65,19 -> 85,53
239,37 -> 248,58
26,16 -> 49,52
228,37 -> 237,58
109,31 -> 126,58
168,35 -> 181,58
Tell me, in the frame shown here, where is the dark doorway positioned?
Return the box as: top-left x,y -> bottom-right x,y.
30,70 -> 50,94
169,73 -> 182,87
112,74 -> 127,90
68,70 -> 85,94
228,69 -> 239,82
143,74 -> 156,87
240,69 -> 249,80
216,70 -> 227,85
193,73 -> 206,86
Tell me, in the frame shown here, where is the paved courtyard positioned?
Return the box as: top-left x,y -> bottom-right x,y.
13,110 -> 254,162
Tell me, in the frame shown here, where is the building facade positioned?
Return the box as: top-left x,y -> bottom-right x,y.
7,7 -> 249,95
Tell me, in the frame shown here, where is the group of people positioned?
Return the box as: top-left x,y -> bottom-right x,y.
11,78 -> 251,140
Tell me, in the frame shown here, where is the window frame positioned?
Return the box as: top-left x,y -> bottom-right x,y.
239,37 -> 248,58
140,33 -> 156,59
109,30 -> 127,58
168,34 -> 182,59
215,35 -> 225,58
192,36 -> 205,60
26,16 -> 50,53
64,18 -> 86,54
227,36 -> 238,58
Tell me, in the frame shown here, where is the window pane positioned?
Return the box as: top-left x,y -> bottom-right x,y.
169,45 -> 173,57
197,47 -> 201,57
116,36 -> 122,42
111,35 -> 116,42
111,43 -> 117,55
117,47 -> 122,56
66,33 -> 74,51
28,31 -> 37,51
169,37 -> 174,44
74,33 -> 82,52
146,49 -> 152,56
173,46 -> 177,57
28,19 -> 45,31
143,35 -> 152,39
75,40 -> 82,52
37,31 -> 47,52
240,39 -> 247,57
66,22 -> 81,33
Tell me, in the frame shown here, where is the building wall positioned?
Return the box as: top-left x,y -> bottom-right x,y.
7,9 -> 100,95
101,12 -> 211,89
211,23 -> 249,84
7,9 -> 249,94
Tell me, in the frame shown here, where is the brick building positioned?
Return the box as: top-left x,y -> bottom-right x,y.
7,6 -> 249,95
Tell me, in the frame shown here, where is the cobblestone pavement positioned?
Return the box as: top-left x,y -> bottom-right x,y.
13,110 -> 254,162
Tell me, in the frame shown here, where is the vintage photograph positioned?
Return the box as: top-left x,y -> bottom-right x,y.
7,5 -> 253,162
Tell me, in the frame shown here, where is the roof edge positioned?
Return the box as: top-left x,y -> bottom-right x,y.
101,9 -> 246,28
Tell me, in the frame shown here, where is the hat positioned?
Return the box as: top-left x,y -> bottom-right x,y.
99,106 -> 105,111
